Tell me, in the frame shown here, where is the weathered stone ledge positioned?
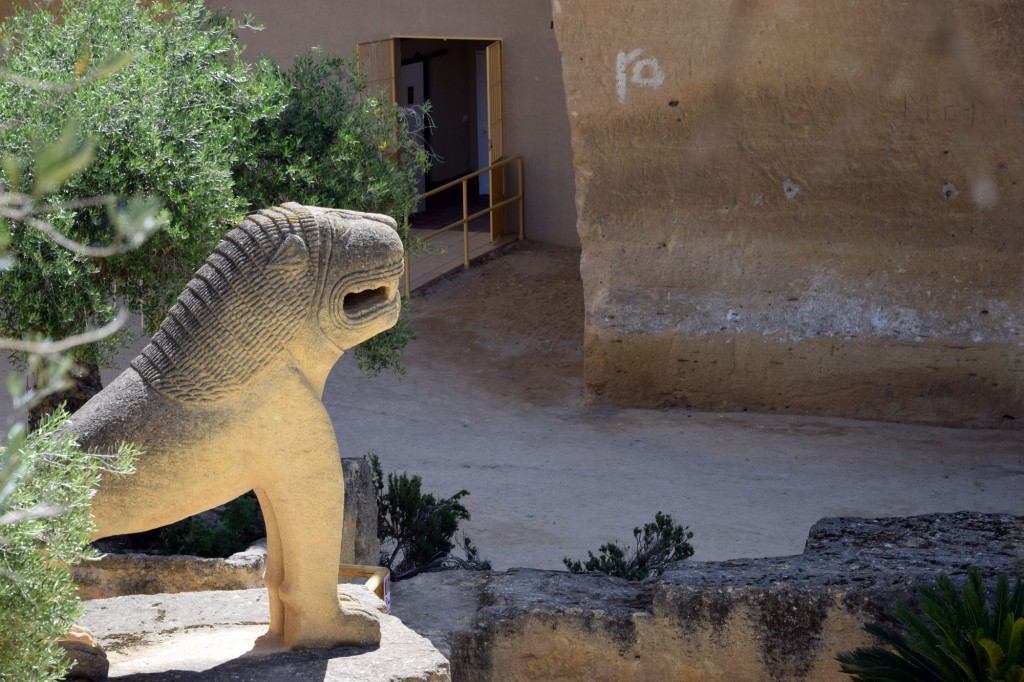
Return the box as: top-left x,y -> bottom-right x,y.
393,512 -> 1024,681
74,541 -> 268,600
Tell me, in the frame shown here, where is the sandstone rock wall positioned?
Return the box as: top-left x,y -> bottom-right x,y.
394,512 -> 1023,681
552,1 -> 1024,426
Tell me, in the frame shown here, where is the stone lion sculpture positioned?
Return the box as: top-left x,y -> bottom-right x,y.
67,203 -> 404,649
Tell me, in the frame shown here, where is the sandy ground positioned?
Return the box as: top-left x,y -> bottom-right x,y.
3,241 -> 1021,571
323,242 -> 1024,570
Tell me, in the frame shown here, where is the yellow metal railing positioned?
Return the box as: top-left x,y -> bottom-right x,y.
338,564 -> 391,614
403,155 -> 524,297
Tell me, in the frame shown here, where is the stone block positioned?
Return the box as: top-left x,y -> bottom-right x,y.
59,625 -> 109,681
74,542 -> 267,601
393,512 -> 1023,681
341,455 -> 380,567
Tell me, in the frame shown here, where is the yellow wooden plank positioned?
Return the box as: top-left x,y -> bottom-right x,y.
486,40 -> 506,240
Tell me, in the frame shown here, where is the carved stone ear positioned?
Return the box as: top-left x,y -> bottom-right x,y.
267,234 -> 308,272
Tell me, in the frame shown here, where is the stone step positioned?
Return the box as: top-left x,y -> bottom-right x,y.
79,584 -> 449,681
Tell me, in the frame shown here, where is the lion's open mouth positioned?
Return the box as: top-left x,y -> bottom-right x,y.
344,285 -> 391,318
336,260 -> 403,324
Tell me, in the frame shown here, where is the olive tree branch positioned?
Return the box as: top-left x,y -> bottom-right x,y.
0,308 -> 128,355
0,503 -> 65,526
23,216 -> 150,257
2,186 -> 160,257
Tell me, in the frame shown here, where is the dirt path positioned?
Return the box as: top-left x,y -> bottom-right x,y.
324,241 -> 1024,570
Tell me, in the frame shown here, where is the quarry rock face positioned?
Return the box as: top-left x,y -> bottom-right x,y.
552,1 -> 1024,426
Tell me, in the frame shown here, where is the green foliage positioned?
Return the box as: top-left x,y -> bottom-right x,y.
369,452 -> 488,579
150,493 -> 265,559
0,0 -> 287,369
563,511 -> 694,581
0,17 -> 156,677
235,48 -> 428,230
0,408 -> 135,681
355,300 -> 415,377
234,49 -> 429,375
837,569 -> 1024,682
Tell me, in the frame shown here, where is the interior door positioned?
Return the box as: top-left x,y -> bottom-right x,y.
399,61 -> 426,212
485,40 -> 505,240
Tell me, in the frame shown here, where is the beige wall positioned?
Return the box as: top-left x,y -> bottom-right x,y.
553,1 -> 1024,426
218,0 -> 580,246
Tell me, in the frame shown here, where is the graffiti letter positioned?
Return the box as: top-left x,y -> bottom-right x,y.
631,58 -> 665,89
617,48 -> 665,103
617,48 -> 643,103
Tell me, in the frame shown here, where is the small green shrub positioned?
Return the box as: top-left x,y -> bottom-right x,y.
837,568 -> 1024,682
369,452 -> 489,579
354,299 -> 415,378
563,511 -> 694,581
0,409 -> 135,681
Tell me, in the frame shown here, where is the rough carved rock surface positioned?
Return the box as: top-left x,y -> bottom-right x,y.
340,456 -> 380,566
79,585 -> 450,681
391,512 -> 1023,681
75,457 -> 380,599
59,625 -> 109,681
74,541 -> 267,601
68,204 -> 404,649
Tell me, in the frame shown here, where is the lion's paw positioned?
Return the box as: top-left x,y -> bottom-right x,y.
285,605 -> 381,650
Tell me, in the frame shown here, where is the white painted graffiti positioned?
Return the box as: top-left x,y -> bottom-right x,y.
616,48 -> 665,103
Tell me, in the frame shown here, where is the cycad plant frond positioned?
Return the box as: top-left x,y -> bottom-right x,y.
837,569 -> 1024,682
